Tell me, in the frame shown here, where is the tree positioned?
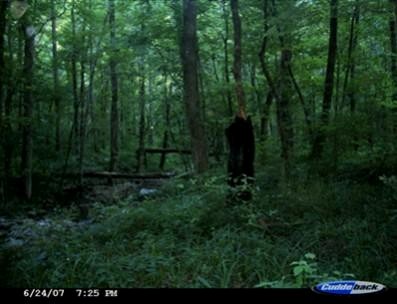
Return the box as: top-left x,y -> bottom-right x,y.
310,0 -> 338,159
230,0 -> 246,118
341,3 -> 360,113
108,0 -> 119,172
181,0 -> 208,173
277,50 -> 294,179
0,1 -> 6,117
71,0 -> 79,155
221,0 -> 233,117
21,5 -> 35,199
51,0 -> 60,151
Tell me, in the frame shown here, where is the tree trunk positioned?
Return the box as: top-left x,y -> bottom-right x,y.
0,0 -> 7,200
222,0 -> 233,117
287,63 -> 313,141
51,0 -> 61,152
160,76 -> 171,170
108,0 -> 119,172
230,0 -> 247,117
389,0 -> 397,134
258,0 -> 282,144
0,0 -> 6,121
137,71 -> 145,173
4,24 -> 14,186
341,4 -> 359,113
21,16 -> 35,200
277,50 -> 294,179
181,0 -> 208,173
390,0 -> 397,101
261,91 -> 273,141
71,0 -> 79,155
310,0 -> 338,159
78,34 -> 86,186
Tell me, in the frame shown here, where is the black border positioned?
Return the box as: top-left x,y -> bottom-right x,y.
1,288 -> 396,303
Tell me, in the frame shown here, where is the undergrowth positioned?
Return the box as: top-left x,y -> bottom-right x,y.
1,167 -> 397,288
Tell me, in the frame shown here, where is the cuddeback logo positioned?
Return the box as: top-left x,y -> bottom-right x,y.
314,281 -> 386,295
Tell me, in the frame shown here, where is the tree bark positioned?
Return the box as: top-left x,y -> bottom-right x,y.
389,0 -> 397,134
108,0 -> 119,172
0,0 -> 6,120
51,0 -> 61,152
277,50 -> 294,179
230,0 -> 246,118
181,0 -> 209,173
21,16 -> 35,200
258,0 -> 274,141
0,0 -> 7,200
160,76 -> 171,170
137,71 -> 146,173
390,0 -> 397,101
4,23 -> 14,186
78,31 -> 86,186
310,0 -> 338,159
341,4 -> 359,113
222,0 -> 233,117
71,0 -> 79,155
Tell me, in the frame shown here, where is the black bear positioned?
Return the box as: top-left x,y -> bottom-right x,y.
225,115 -> 255,201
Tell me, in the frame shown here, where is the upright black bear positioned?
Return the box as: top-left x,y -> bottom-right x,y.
225,115 -> 255,201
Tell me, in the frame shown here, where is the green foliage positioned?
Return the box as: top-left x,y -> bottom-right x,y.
1,168 -> 396,288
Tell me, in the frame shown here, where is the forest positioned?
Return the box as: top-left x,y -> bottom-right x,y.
0,0 -> 397,289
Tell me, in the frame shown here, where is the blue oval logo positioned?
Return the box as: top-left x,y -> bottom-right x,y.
314,281 -> 386,295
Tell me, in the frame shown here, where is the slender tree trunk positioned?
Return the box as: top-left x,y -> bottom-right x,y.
250,64 -> 263,131
230,0 -> 247,118
390,0 -> 397,101
198,57 -> 206,122
287,63 -> 313,140
277,50 -> 294,179
108,0 -> 119,172
181,0 -> 208,173
71,1 -> 79,155
341,4 -> 359,112
78,37 -> 86,186
160,75 -> 171,171
389,0 -> 397,134
137,71 -> 145,173
21,17 -> 35,200
311,0 -> 338,159
261,91 -> 273,141
0,0 -> 6,121
222,0 -> 233,117
0,0 -> 7,201
17,28 -> 23,134
258,0 -> 279,142
51,0 -> 61,152
4,24 -> 14,185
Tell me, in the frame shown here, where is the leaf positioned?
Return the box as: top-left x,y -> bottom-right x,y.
304,253 -> 316,260
293,266 -> 304,276
197,276 -> 212,288
10,0 -> 29,19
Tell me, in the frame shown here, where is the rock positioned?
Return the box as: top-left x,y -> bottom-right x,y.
138,188 -> 158,200
0,217 -> 13,230
4,237 -> 25,248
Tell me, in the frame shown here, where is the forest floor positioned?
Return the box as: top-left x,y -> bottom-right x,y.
1,164 -> 397,288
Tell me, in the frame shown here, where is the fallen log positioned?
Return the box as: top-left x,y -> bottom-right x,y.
143,148 -> 219,157
143,148 -> 192,154
61,171 -> 176,179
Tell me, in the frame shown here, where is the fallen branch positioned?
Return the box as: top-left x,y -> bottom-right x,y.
143,148 -> 192,154
61,171 -> 176,179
